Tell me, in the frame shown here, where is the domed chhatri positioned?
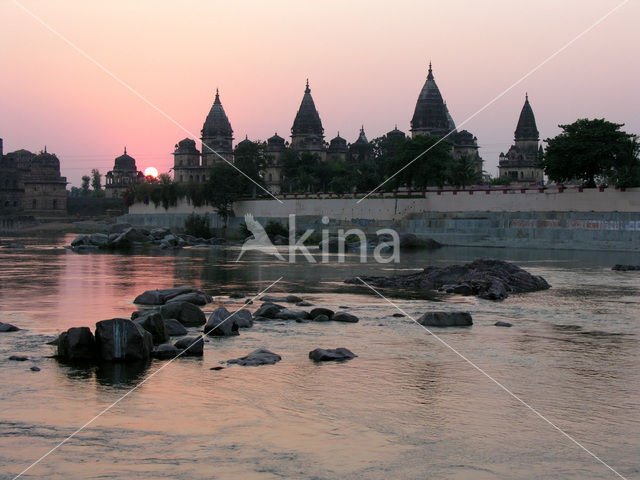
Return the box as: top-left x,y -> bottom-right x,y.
105,147 -> 145,198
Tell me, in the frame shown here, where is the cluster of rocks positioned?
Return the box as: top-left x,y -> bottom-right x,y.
347,258 -> 550,301
67,223 -> 226,252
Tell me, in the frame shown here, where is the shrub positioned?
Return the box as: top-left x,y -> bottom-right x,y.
264,220 -> 288,239
184,214 -> 211,239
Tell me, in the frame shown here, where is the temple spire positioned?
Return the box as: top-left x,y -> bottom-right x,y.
305,78 -> 310,93
427,61 -> 433,80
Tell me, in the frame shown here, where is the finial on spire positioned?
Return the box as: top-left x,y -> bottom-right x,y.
124,146 -> 127,155
44,145 -> 47,153
305,78 -> 310,93
427,61 -> 434,80
394,123 -> 398,130
525,92 -> 528,101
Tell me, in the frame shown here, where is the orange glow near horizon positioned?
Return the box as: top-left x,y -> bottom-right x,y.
0,0 -> 638,187
144,167 -> 158,178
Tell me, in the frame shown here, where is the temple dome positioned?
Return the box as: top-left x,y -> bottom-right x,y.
114,148 -> 136,171
514,94 -> 539,141
410,63 -> 452,136
291,80 -> 324,136
202,89 -> 233,138
174,138 -> 199,154
328,133 -> 347,152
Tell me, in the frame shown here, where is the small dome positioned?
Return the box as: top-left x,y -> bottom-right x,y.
268,133 -> 285,145
114,147 -> 136,171
236,135 -> 253,148
174,138 -> 199,154
30,151 -> 60,170
386,126 -> 406,139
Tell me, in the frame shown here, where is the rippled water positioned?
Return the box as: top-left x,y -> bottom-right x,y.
0,234 -> 638,479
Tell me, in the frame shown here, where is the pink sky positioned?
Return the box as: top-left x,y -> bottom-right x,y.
1,0 -> 638,187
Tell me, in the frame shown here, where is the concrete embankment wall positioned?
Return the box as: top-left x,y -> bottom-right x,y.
120,187 -> 640,251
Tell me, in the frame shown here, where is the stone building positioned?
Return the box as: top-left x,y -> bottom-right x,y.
498,95 -> 544,184
201,89 -> 233,166
348,127 -> 373,164
0,139 -> 67,213
172,138 -> 203,184
264,133 -> 286,194
290,80 -> 326,160
410,63 -> 483,172
104,148 -> 145,198
326,133 -> 348,163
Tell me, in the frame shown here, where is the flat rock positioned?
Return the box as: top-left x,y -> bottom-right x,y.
296,301 -> 313,307
0,322 -> 20,332
332,312 -> 359,323
261,295 -> 303,304
166,292 -> 212,306
227,348 -> 281,366
174,336 -> 204,356
312,314 -> 330,322
392,313 -> 405,318
164,318 -> 188,336
495,321 -> 513,327
309,348 -> 357,362
30,366 -> 41,371
9,355 -> 29,361
612,264 -> 640,271
418,311 -> 473,327
134,287 -> 200,305
275,309 -> 309,320
347,258 -> 550,301
152,343 -> 180,359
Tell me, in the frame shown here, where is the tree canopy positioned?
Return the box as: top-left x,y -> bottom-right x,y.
540,118 -> 639,188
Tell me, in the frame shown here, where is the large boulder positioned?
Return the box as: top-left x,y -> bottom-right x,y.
71,234 -> 90,247
332,312 -> 359,323
417,311 -> 473,327
398,233 -> 442,250
57,327 -> 97,361
309,348 -> 357,362
204,307 -> 239,336
159,301 -> 206,327
132,310 -> 169,345
612,264 -> 640,271
0,322 -> 20,332
166,291 -> 212,306
347,258 -> 550,301
95,318 -> 153,362
229,309 -> 253,328
254,303 -> 284,319
174,336 -> 204,356
227,348 -> 281,366
134,287 -> 199,305
309,308 -> 334,319
164,318 -> 188,336
89,233 -> 109,246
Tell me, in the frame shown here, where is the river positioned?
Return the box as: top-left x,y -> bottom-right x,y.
0,234 -> 638,479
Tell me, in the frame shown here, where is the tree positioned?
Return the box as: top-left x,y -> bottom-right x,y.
385,135 -> 453,189
204,163 -> 243,228
90,169 -> 104,197
447,155 -> 482,188
540,118 -> 639,188
233,140 -> 266,197
81,175 -> 91,197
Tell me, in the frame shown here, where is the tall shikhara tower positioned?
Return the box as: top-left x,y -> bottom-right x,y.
410,63 -> 455,138
291,79 -> 325,158
201,89 -> 234,166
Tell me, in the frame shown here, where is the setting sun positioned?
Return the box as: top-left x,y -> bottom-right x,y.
144,166 -> 158,178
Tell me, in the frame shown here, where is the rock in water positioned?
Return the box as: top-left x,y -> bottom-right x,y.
57,326 -> 98,361
95,318 -> 153,362
275,309 -> 309,320
332,312 -> 359,323
612,264 -> 640,271
229,309 -> 253,328
0,322 -> 20,332
261,295 -> 303,304
204,307 -> 239,336
166,292 -> 212,306
495,321 -> 513,327
152,343 -> 180,360
253,303 -> 284,318
308,348 -> 357,362
160,301 -> 206,326
417,311 -> 473,327
133,287 -> 200,305
174,336 -> 204,356
227,348 -> 281,366
346,258 -> 550,301
312,314 -> 330,322
132,311 -> 169,345
30,366 -> 41,372
309,307 -> 334,319
164,318 -> 188,336
9,355 -> 29,361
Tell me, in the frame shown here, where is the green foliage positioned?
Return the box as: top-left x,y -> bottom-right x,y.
540,118 -> 639,188
447,155 -> 482,188
203,163 -> 243,227
264,220 -> 288,239
90,169 -> 104,196
184,213 -> 211,239
81,175 -> 91,197
490,176 -> 512,185
233,140 -> 267,197
385,135 -> 454,189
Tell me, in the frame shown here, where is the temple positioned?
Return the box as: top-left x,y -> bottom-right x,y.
105,147 -> 145,198
498,94 -> 544,184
